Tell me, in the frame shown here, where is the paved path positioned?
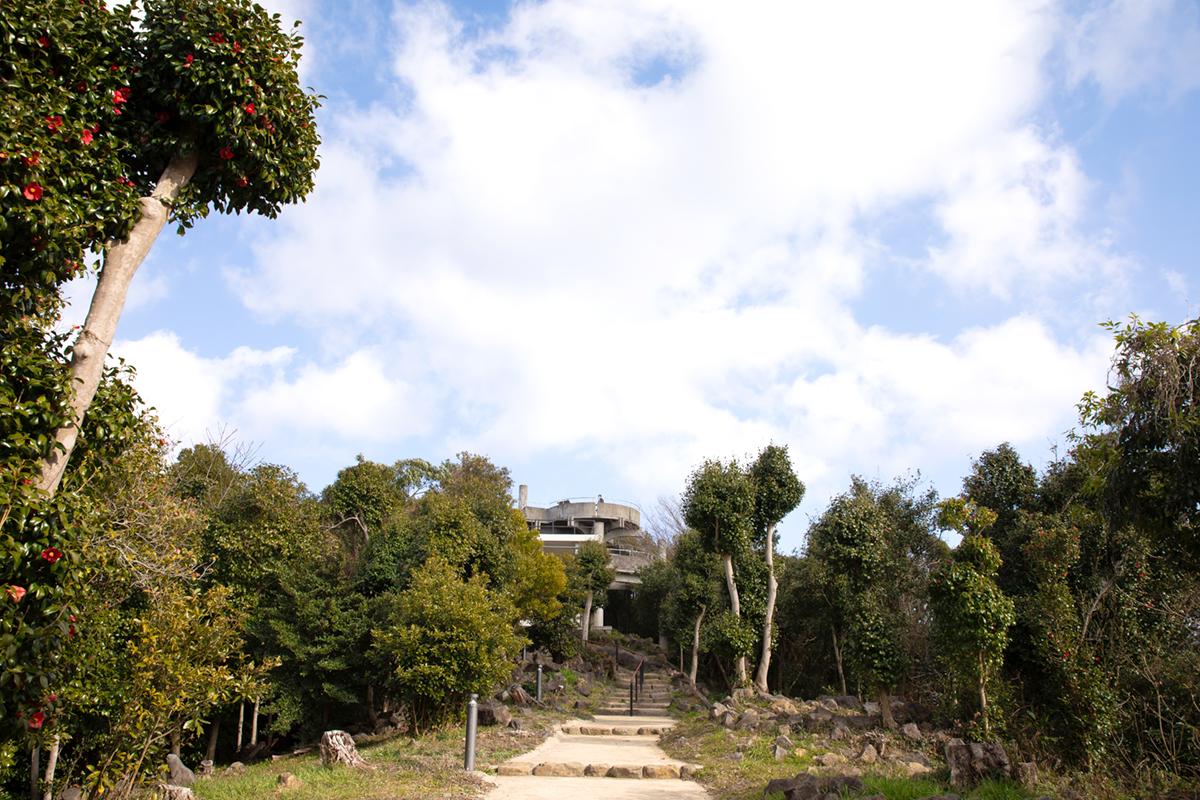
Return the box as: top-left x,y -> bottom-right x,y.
485,774 -> 710,799
484,662 -> 710,799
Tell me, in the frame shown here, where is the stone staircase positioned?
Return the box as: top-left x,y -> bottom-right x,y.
491,653 -> 705,787
594,664 -> 675,718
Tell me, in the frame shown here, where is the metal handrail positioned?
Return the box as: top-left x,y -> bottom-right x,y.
629,656 -> 646,716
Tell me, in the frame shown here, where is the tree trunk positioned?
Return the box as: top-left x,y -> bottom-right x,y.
978,650 -> 989,736
689,604 -> 707,687
366,685 -> 378,727
250,697 -> 259,746
169,727 -> 181,756
722,553 -> 747,683
37,151 -> 199,494
831,626 -> 847,696
205,717 -> 220,763
581,590 -> 593,643
878,687 -> 896,730
754,521 -> 778,693
236,701 -> 245,752
41,735 -> 59,800
30,746 -> 39,800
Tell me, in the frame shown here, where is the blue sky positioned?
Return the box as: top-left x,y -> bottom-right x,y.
64,0 -> 1199,552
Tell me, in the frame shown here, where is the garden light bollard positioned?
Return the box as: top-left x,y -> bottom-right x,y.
464,693 -> 478,771
536,664 -> 543,702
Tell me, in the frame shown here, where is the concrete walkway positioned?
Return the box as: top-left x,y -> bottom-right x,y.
485,775 -> 710,799
484,665 -> 710,799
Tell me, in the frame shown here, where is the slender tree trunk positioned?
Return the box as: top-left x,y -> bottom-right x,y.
367,685 -> 378,727
170,727 -> 181,756
831,626 -> 847,695
37,151 -> 199,494
722,553 -> 747,682
236,701 -> 245,752
754,521 -> 778,693
978,650 -> 989,736
41,736 -> 59,800
205,718 -> 221,763
581,590 -> 593,643
30,745 -> 39,800
250,697 -> 259,746
879,687 -> 896,729
38,740 -> 57,800
689,604 -> 707,687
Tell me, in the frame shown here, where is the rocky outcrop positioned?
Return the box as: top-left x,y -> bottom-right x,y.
762,773 -> 863,800
944,739 -> 1010,788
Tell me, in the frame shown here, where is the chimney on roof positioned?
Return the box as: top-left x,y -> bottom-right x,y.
518,484 -> 528,509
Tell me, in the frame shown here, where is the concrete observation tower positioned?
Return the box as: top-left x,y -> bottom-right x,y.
517,484 -> 655,630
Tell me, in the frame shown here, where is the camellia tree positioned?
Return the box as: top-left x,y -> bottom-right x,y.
1,0 -> 319,759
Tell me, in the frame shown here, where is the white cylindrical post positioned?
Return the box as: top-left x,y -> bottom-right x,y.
464,694 -> 478,771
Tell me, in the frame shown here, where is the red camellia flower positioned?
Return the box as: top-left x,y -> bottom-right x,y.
243,102 -> 256,115
117,176 -> 135,187
37,35 -> 49,48
46,694 -> 57,704
232,41 -> 242,53
80,129 -> 93,145
113,87 -> 131,104
235,176 -> 249,188
28,711 -> 45,730
184,53 -> 194,67
41,546 -> 64,564
45,115 -> 63,132
219,146 -> 234,160
210,32 -> 226,44
22,152 -> 39,167
4,585 -> 26,604
68,614 -> 76,623
23,183 -> 43,201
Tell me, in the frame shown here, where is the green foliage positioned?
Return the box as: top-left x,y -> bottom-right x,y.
571,540 -> 615,600
701,610 -> 757,661
372,555 -> 524,732
1,358 -> 146,737
507,525 -> 566,623
133,0 -> 320,224
683,458 -> 755,558
1080,317 -> 1200,566
929,528 -> 1015,737
749,444 -> 805,538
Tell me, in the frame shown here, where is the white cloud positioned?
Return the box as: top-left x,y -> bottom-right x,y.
1065,0 -> 1200,103
201,1 -> 1129,525
113,331 -> 294,444
239,350 -> 434,440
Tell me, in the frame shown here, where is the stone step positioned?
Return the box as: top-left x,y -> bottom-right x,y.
559,724 -> 668,736
496,761 -> 701,779
596,707 -> 673,717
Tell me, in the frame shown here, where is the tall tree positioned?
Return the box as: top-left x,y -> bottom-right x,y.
749,444 -> 805,693
13,0 -> 322,495
930,499 -> 1015,737
571,540 -> 615,643
807,478 -> 905,726
682,458 -> 755,683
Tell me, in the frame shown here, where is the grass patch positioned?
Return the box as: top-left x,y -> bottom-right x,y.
194,705 -> 570,800
855,775 -> 947,799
